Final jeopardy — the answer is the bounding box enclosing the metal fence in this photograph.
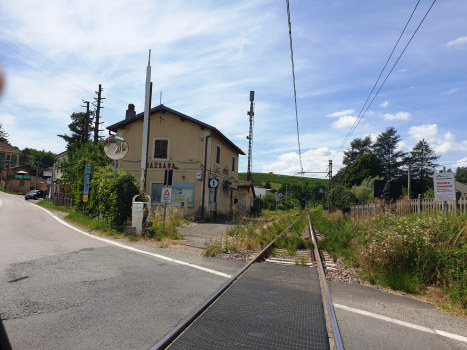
[46,195,74,207]
[351,194,467,219]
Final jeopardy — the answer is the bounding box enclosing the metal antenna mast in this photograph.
[246,91,255,182]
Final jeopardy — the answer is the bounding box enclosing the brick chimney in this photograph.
[126,104,136,120]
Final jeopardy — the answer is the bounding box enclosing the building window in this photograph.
[6,154,11,161]
[19,180,24,187]
[153,139,169,160]
[216,145,221,164]
[232,156,236,172]
[151,183,164,203]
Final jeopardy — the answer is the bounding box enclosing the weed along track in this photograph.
[151,212,344,350]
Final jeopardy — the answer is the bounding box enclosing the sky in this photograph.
[0,0,466,178]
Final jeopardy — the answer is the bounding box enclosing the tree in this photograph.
[20,148,56,167]
[456,167,467,184]
[342,152,382,187]
[58,111,95,150]
[264,181,272,189]
[58,141,111,209]
[350,175,384,204]
[329,186,358,213]
[373,127,407,180]
[343,135,372,166]
[0,123,9,144]
[332,167,346,187]
[409,139,439,194]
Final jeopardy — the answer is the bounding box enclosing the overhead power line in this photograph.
[0,33,125,110]
[330,0,437,161]
[286,0,303,175]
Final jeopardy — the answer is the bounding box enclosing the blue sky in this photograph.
[0,0,466,177]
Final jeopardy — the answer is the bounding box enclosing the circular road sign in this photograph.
[209,179,219,188]
[56,179,61,185]
[278,192,283,198]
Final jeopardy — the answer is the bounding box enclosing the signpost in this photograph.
[161,187,172,229]
[434,170,456,217]
[83,163,91,206]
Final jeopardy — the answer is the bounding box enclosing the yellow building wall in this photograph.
[116,111,241,218]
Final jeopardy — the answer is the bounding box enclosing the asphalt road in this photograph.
[0,192,244,350]
[329,280,467,349]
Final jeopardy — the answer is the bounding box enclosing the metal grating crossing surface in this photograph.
[167,263,330,350]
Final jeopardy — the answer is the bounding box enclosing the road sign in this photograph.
[83,195,89,202]
[434,172,456,201]
[56,179,61,185]
[84,173,91,185]
[278,192,283,198]
[161,187,172,204]
[275,195,279,202]
[42,186,47,191]
[85,162,92,174]
[208,179,219,188]
[83,184,89,196]
[47,178,52,184]
[70,183,74,190]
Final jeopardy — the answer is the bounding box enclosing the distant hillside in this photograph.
[238,172,328,190]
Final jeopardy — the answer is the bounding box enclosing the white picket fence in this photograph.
[351,195,467,219]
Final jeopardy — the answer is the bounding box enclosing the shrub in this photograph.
[329,186,358,213]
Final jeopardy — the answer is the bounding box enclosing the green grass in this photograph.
[64,212,122,237]
[238,172,328,189]
[36,200,72,213]
[0,188,20,195]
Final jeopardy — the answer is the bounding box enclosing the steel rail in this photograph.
[151,214,303,350]
[308,215,345,350]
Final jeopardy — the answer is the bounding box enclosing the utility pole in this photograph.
[408,164,411,198]
[246,91,255,182]
[82,100,90,143]
[93,84,105,145]
[328,160,332,212]
[285,184,288,211]
[35,161,40,190]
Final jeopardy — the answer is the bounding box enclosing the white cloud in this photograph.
[444,88,459,94]
[260,147,341,178]
[364,133,378,143]
[379,101,389,108]
[326,109,355,118]
[408,124,467,155]
[382,111,411,121]
[332,116,357,128]
[446,36,467,47]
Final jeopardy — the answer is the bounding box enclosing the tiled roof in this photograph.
[107,104,245,155]
[0,141,20,153]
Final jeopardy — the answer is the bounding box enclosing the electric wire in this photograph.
[0,41,124,112]
[286,0,303,175]
[0,30,127,106]
[330,0,436,161]
[330,0,421,161]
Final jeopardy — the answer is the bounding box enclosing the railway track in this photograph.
[151,212,344,350]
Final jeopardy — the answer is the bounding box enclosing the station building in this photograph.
[107,104,246,219]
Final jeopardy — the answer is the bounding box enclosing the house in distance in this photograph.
[107,104,245,220]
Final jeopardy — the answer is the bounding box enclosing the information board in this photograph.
[434,172,456,201]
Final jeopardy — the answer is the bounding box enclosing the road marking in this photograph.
[334,303,467,343]
[30,203,232,279]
